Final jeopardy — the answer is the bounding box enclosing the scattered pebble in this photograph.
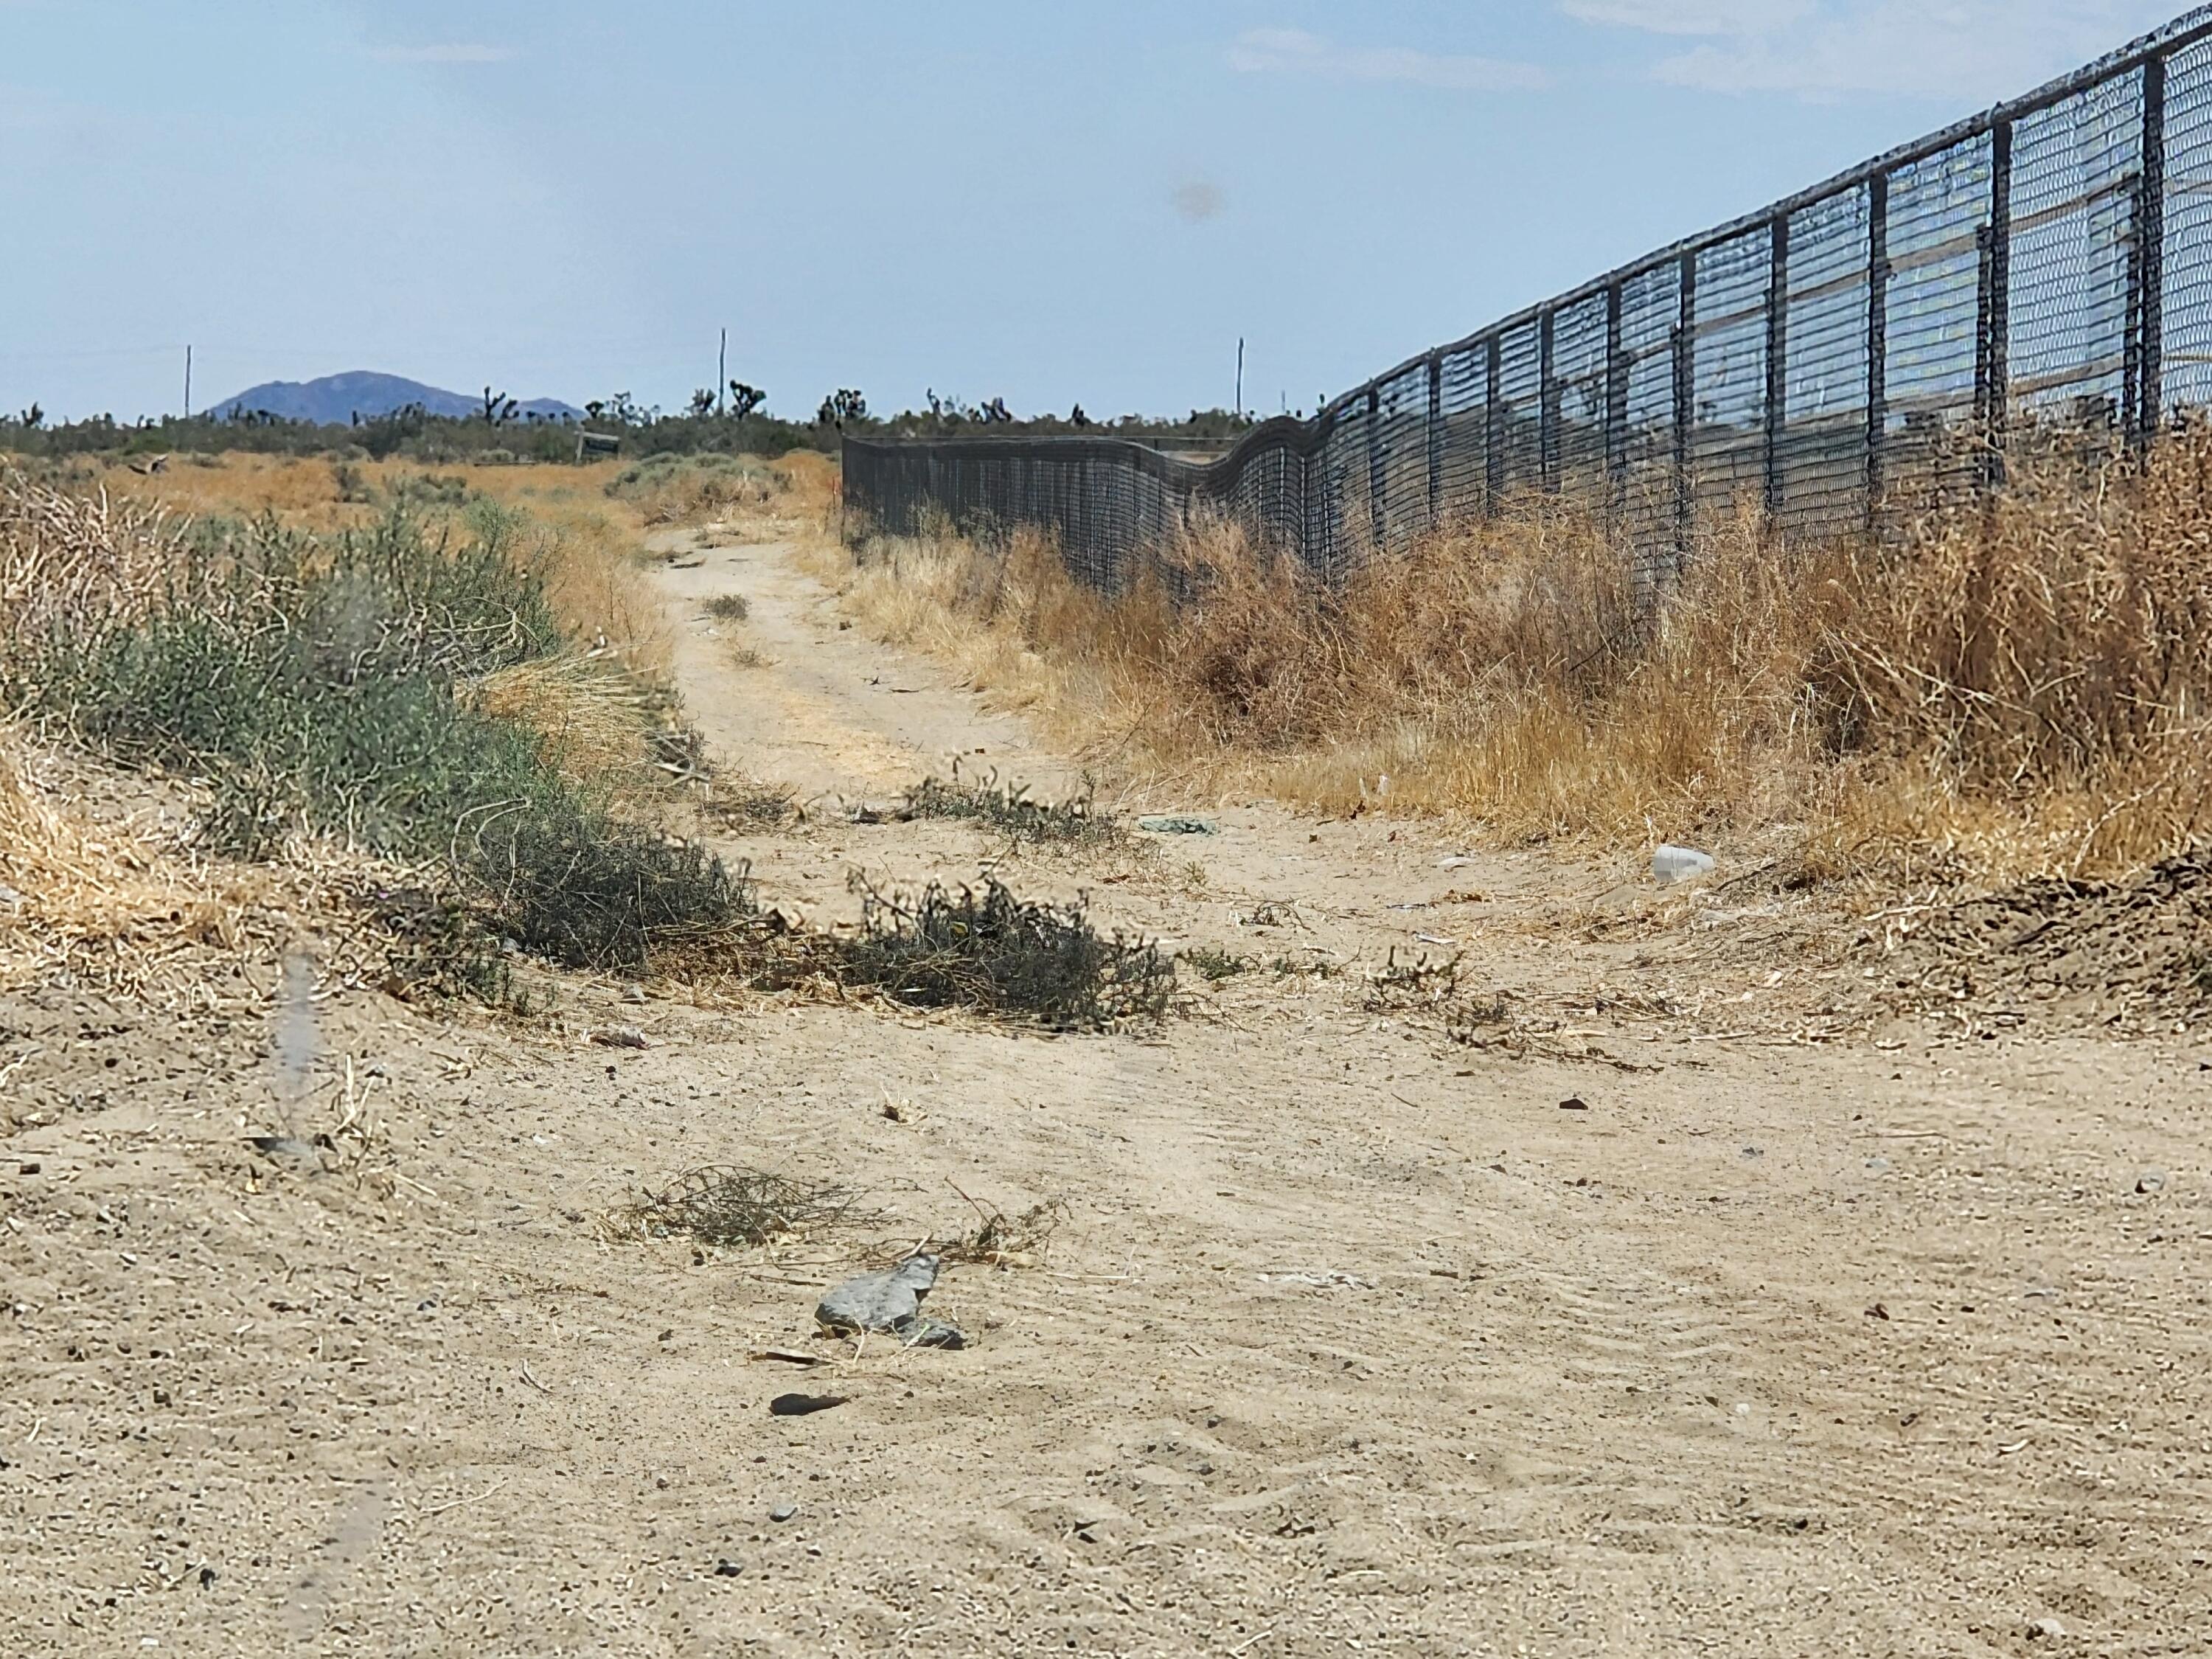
[770,1502,796,1523]
[1559,1097,1590,1112]
[2136,1169,2167,1194]
[712,1559,743,1578]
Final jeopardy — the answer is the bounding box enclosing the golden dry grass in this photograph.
[818,427,2212,888]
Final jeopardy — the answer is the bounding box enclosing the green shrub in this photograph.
[4,502,748,986]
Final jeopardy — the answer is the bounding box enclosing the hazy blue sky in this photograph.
[1,1,2194,422]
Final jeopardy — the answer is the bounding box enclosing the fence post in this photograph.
[2130,54,2168,443]
[1866,170,1889,529]
[1977,118,2014,488]
[1604,280,1627,512]
[1485,335,1504,514]
[1366,386,1386,551]
[1426,354,1444,526]
[1674,251,1696,563]
[1764,213,1788,521]
[1539,308,1559,493]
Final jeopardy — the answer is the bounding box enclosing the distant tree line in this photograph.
[0,383,1261,465]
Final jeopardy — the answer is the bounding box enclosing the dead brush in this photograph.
[0,468,182,642]
[742,872,1175,1029]
[900,762,1121,846]
[928,1185,1067,1270]
[605,1165,866,1248]
[706,776,801,828]
[1364,948,1462,1013]
[704,592,751,622]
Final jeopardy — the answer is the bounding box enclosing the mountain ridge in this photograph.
[215,371,580,425]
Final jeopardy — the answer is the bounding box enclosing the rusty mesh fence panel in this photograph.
[843,10,2212,590]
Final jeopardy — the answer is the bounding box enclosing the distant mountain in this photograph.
[214,371,580,425]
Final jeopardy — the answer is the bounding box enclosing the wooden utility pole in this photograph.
[1235,337,1244,417]
[183,344,192,419]
[717,328,727,414]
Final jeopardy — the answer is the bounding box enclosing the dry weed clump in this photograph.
[605,1165,865,1248]
[0,471,182,642]
[0,723,226,993]
[829,424,2212,886]
[900,764,1121,847]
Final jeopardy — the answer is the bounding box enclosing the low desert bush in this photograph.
[0,472,747,979]
[737,873,1174,1029]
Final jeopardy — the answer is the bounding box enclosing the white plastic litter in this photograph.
[1652,844,1717,885]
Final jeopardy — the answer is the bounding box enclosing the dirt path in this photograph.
[4,537,2210,1656]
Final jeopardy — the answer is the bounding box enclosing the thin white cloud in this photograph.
[1228,27,1550,93]
[1560,0,1810,33]
[369,43,518,65]
[1562,1,2183,101]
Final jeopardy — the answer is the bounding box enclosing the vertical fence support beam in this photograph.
[1539,309,1559,493]
[1366,386,1386,551]
[1426,354,1444,526]
[1866,171,1889,530]
[1484,336,1504,515]
[1764,215,1788,522]
[2132,54,2168,444]
[1674,251,1696,565]
[1978,118,2013,490]
[1604,280,1627,514]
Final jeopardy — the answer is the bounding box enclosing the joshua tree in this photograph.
[727,381,767,420]
[481,386,518,425]
[816,389,868,427]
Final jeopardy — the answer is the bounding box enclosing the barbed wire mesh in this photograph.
[845,10,2212,589]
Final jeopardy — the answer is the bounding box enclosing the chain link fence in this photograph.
[846,9,2212,591]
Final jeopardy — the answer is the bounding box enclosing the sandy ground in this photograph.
[3,534,2209,1657]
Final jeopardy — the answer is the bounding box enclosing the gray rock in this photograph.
[1138,815,1217,836]
[818,1256,940,1334]
[2027,1615,2065,1641]
[2136,1169,2168,1195]
[769,1502,796,1523]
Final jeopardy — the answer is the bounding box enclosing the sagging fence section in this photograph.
[845,8,2212,590]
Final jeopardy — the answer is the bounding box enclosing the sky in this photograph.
[1,0,2199,423]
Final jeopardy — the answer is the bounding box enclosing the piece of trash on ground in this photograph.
[1651,844,1717,886]
[1138,815,1217,836]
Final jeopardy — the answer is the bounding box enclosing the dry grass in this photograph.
[0,476,180,641]
[0,724,224,992]
[83,454,670,676]
[821,425,2212,888]
[460,654,665,787]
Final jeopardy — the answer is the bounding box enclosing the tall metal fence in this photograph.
[844,9,2212,591]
